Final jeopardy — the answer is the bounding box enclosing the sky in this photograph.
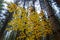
[4,0,14,3]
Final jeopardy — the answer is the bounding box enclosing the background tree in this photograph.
[39,0,60,40]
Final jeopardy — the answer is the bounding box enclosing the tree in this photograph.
[0,2,14,40]
[42,0,60,40]
[4,3,52,40]
[0,0,4,28]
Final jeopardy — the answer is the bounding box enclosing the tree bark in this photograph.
[39,0,60,40]
[44,0,60,40]
[0,12,13,40]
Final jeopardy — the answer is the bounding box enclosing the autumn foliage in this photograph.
[6,3,52,40]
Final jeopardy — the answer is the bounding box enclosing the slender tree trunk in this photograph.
[0,11,13,40]
[44,0,60,40]
[44,0,60,31]
[39,0,60,40]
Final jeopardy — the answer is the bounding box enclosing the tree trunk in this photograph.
[44,0,60,40]
[39,0,60,40]
[0,12,13,40]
